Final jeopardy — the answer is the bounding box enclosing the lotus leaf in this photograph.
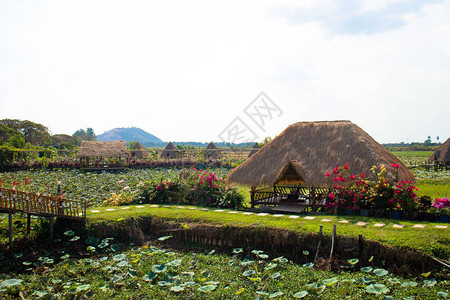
[293,291,309,298]
[373,268,389,276]
[437,291,448,297]
[158,281,172,286]
[401,281,418,287]
[423,278,437,287]
[347,258,359,265]
[152,263,168,273]
[243,269,256,276]
[170,285,185,292]
[233,248,243,254]
[365,283,389,294]
[197,284,217,293]
[302,262,314,268]
[143,272,157,282]
[323,277,338,286]
[158,235,172,241]
[361,266,373,272]
[388,278,401,284]
[270,272,281,279]
[0,279,23,288]
[64,230,75,236]
[168,259,182,267]
[113,254,127,261]
[269,291,284,298]
[75,284,91,292]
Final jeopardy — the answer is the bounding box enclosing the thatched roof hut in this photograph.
[129,141,149,159]
[77,141,129,168]
[248,143,261,158]
[205,142,222,159]
[227,121,415,187]
[77,141,129,159]
[160,142,180,159]
[428,138,450,162]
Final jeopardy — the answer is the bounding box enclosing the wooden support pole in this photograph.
[27,214,31,235]
[49,216,54,244]
[314,225,323,261]
[329,224,336,259]
[8,210,13,251]
[358,233,364,258]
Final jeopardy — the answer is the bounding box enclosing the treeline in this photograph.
[0,119,97,169]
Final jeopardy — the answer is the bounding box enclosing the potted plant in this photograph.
[431,197,450,223]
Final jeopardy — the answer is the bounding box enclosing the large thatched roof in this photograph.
[429,138,450,162]
[77,141,129,158]
[205,142,222,159]
[227,121,415,187]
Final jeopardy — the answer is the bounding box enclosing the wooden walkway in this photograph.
[250,186,336,212]
[0,188,86,249]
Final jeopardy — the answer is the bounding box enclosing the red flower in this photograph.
[392,163,400,169]
[325,172,331,177]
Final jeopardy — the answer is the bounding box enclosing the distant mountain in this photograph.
[97,127,163,146]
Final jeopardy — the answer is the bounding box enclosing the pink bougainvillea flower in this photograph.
[325,172,331,177]
[391,163,400,169]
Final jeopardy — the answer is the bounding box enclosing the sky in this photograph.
[1,0,449,144]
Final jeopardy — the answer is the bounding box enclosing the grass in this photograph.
[416,178,450,199]
[0,237,448,299]
[86,205,450,259]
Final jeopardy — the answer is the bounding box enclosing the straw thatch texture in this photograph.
[129,142,149,159]
[227,121,415,187]
[205,142,222,159]
[248,143,261,158]
[77,141,129,158]
[428,138,450,162]
[160,142,181,159]
[274,160,306,185]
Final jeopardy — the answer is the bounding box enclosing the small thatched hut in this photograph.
[129,141,148,159]
[248,143,261,158]
[227,121,415,187]
[77,141,129,168]
[205,142,222,159]
[160,142,180,159]
[429,138,450,163]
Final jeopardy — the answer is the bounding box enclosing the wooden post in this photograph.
[250,186,256,208]
[49,216,54,244]
[26,214,31,235]
[8,210,13,251]
[358,233,364,258]
[314,225,323,261]
[329,224,336,259]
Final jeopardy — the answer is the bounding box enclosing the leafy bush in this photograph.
[137,168,244,209]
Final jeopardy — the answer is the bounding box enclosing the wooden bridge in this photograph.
[0,188,86,249]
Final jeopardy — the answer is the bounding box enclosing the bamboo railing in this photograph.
[0,188,86,219]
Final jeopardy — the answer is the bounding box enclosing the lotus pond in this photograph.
[0,232,448,299]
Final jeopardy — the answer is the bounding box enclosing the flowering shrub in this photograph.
[102,193,133,206]
[325,163,369,212]
[137,168,244,209]
[431,197,450,216]
[326,163,419,213]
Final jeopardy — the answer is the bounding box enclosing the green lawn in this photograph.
[86,204,450,260]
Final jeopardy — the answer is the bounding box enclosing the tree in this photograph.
[424,135,432,145]
[0,124,20,144]
[0,119,51,145]
[73,128,97,145]
[9,135,26,148]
